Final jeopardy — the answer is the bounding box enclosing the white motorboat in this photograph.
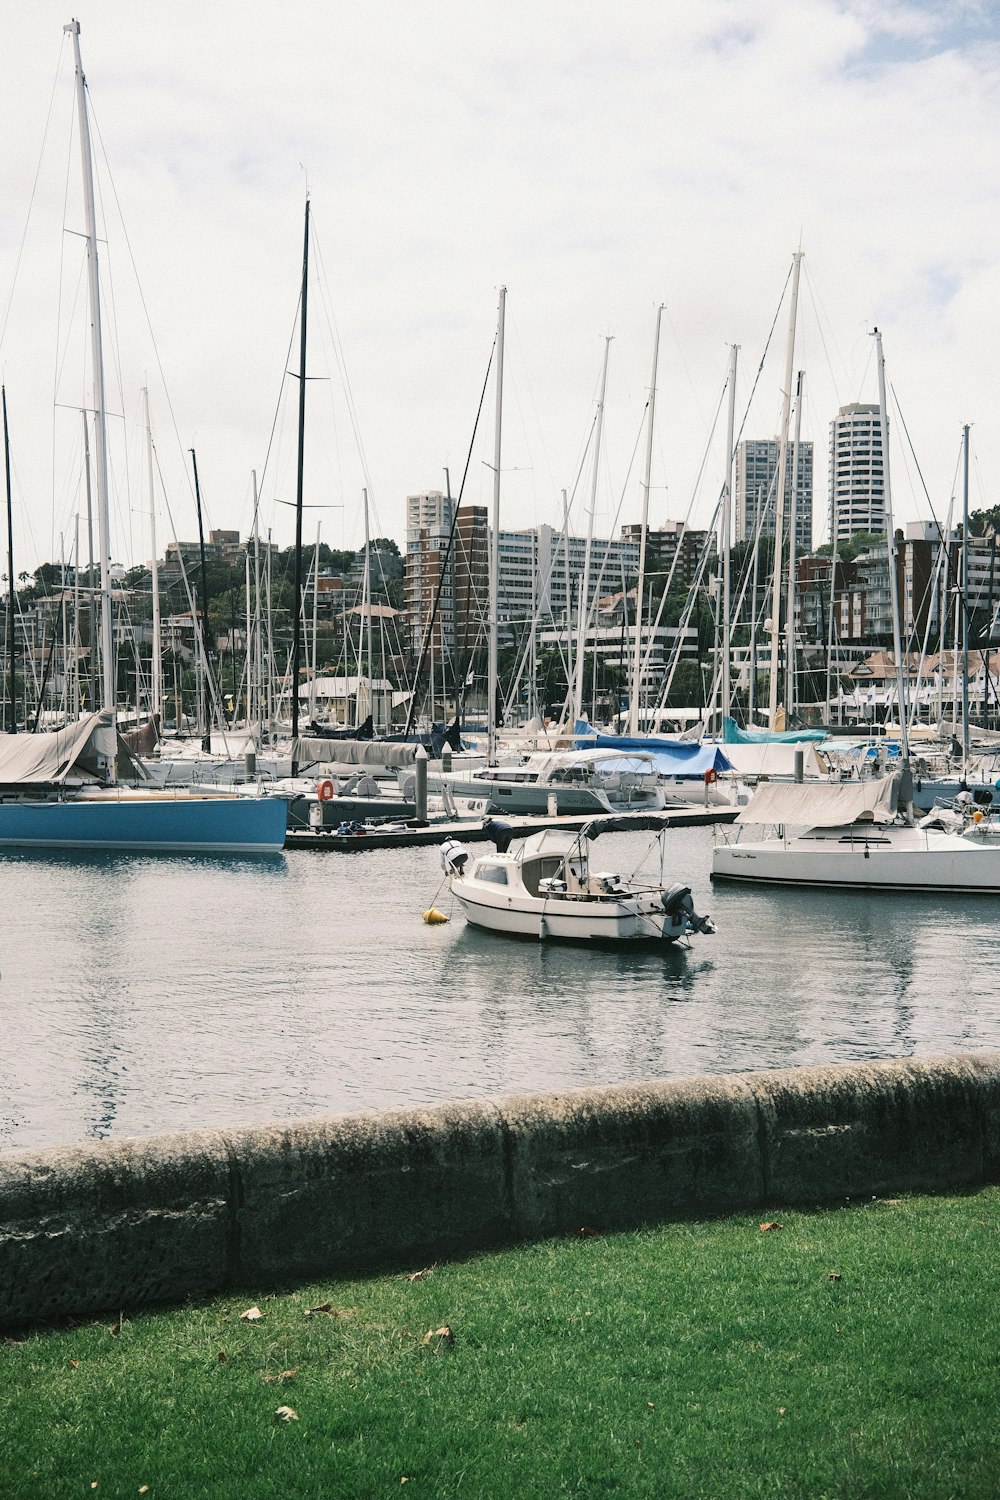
[440,816,715,944]
[427,747,669,816]
[711,775,1000,891]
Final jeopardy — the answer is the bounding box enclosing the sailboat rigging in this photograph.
[0,20,288,852]
[3,387,15,733]
[67,18,115,726]
[290,197,310,777]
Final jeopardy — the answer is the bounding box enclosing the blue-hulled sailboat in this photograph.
[0,23,288,855]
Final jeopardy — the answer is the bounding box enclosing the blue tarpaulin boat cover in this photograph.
[573,724,733,777]
[721,715,827,745]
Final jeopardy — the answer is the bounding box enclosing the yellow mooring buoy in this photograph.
[423,908,450,925]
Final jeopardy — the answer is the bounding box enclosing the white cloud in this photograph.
[0,0,997,572]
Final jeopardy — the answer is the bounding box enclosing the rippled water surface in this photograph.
[4,824,999,1150]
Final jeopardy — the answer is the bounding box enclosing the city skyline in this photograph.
[0,2,997,579]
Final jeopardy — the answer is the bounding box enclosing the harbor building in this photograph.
[829,404,885,542]
[734,438,814,554]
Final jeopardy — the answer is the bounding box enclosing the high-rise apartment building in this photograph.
[829,404,885,542]
[497,525,640,624]
[404,491,488,663]
[734,438,813,554]
[619,520,715,591]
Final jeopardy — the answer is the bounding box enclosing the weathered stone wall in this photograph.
[3,1052,999,1329]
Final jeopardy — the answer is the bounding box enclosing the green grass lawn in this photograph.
[2,1189,999,1498]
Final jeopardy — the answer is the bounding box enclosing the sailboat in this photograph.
[711,772,1000,892]
[0,21,288,854]
[710,335,1000,892]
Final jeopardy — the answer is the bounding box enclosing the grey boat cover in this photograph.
[293,736,417,768]
[0,712,151,786]
[736,775,898,828]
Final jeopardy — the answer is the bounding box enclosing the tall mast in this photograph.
[3,388,16,732]
[961,422,971,774]
[573,334,611,725]
[309,522,320,726]
[766,249,803,729]
[252,473,263,741]
[81,411,97,703]
[561,488,572,709]
[71,517,80,718]
[143,388,162,722]
[290,197,310,776]
[65,20,114,718]
[189,448,213,751]
[784,370,805,720]
[721,345,738,726]
[363,489,374,729]
[244,547,252,730]
[874,327,910,765]
[487,286,505,765]
[628,307,664,734]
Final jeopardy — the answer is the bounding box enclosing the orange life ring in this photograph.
[704,768,718,785]
[317,778,336,802]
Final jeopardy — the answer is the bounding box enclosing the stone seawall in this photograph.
[3,1052,1000,1329]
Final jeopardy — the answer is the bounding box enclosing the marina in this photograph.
[5,818,1000,1155]
[2,10,1000,1499]
[0,14,998,1191]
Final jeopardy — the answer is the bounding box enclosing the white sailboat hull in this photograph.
[712,825,1000,892]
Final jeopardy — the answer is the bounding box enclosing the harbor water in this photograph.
[4,822,1000,1152]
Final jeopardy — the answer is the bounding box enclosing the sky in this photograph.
[0,0,998,576]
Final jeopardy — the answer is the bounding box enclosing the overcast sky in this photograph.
[0,0,997,575]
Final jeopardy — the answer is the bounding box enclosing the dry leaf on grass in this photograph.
[828,1271,843,1281]
[217,1351,227,1363]
[422,1325,454,1349]
[262,1369,298,1384]
[407,1266,435,1282]
[240,1306,264,1322]
[139,1489,150,1495]
[68,1359,81,1369]
[304,1303,356,1318]
[759,1221,783,1232]
[275,1405,299,1422]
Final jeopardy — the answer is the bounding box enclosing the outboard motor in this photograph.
[440,838,470,876]
[661,883,715,936]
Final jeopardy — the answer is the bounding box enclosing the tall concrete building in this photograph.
[734,438,813,554]
[404,491,488,663]
[829,404,885,543]
[619,520,715,592]
[497,525,639,624]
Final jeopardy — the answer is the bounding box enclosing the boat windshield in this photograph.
[521,854,565,896]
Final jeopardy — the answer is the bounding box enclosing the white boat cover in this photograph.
[0,712,151,785]
[736,775,899,828]
[722,741,827,778]
[294,736,417,768]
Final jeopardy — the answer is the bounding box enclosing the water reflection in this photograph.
[4,825,1000,1151]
